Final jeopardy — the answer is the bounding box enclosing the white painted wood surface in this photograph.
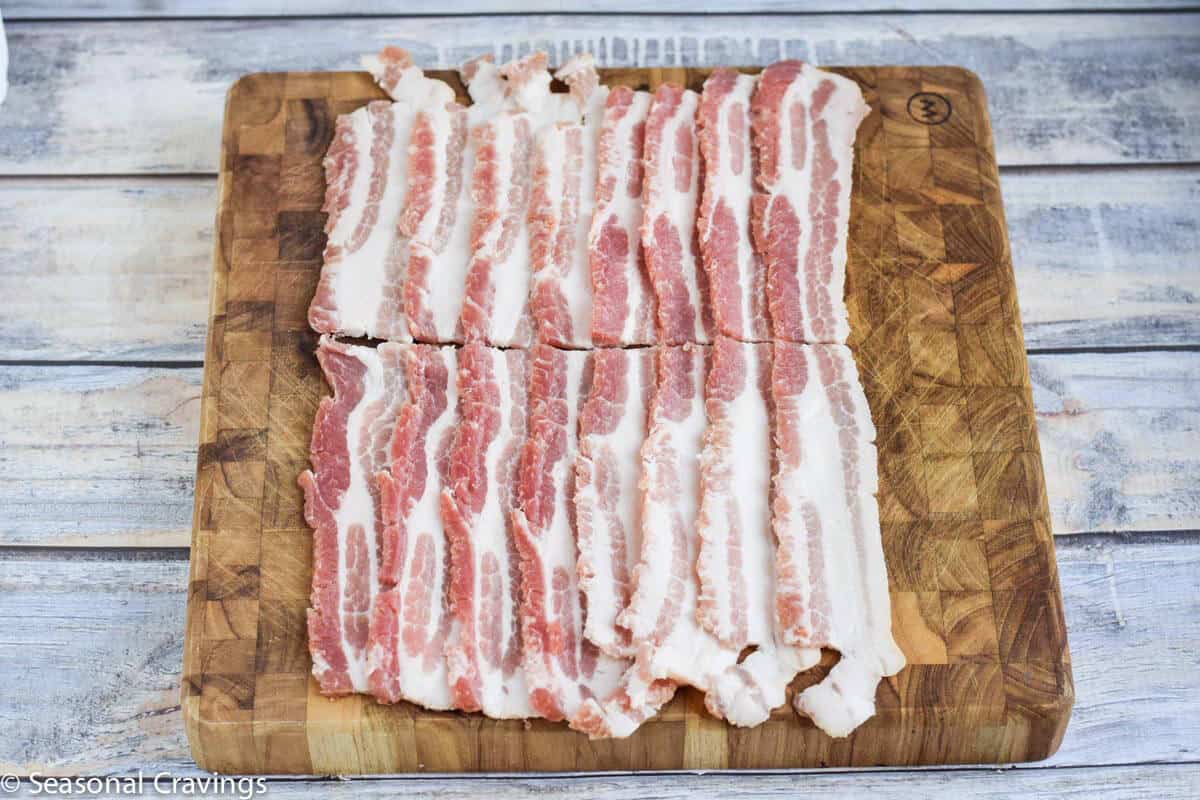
[2,14,1199,173]
[1032,353,1200,534]
[5,1,1197,17]
[2,168,1196,361]
[0,365,201,547]
[1,4,1196,796]
[1,539,1196,776]
[0,178,211,361]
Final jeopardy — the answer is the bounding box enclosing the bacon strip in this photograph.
[574,349,654,659]
[696,337,819,726]
[772,342,905,736]
[642,85,713,345]
[459,113,537,346]
[459,53,594,347]
[402,105,469,343]
[528,124,586,347]
[300,337,408,695]
[402,55,523,344]
[309,50,456,343]
[528,62,609,348]
[698,70,770,342]
[576,345,736,738]
[513,345,629,721]
[365,345,458,709]
[442,344,534,718]
[590,87,656,346]
[308,101,410,341]
[751,61,868,344]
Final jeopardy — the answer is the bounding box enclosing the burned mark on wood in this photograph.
[908,92,952,126]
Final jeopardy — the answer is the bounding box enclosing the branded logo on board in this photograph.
[906,92,952,125]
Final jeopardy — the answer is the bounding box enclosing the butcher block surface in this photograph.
[182,66,1072,774]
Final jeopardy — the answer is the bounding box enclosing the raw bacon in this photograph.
[300,54,907,740]
[364,46,458,109]
[575,344,731,738]
[400,105,469,342]
[528,61,609,348]
[308,101,412,342]
[528,122,585,346]
[696,337,819,726]
[771,342,905,736]
[309,50,455,342]
[574,349,654,658]
[459,53,593,347]
[442,344,534,718]
[403,55,519,344]
[513,345,629,721]
[751,61,868,344]
[459,113,537,346]
[300,337,408,695]
[589,87,656,346]
[642,85,712,345]
[697,70,770,342]
[366,344,458,709]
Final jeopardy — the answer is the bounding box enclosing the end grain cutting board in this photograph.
[182,66,1073,774]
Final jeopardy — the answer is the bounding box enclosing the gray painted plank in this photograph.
[1008,167,1200,350]
[2,14,1198,174]
[0,352,1195,547]
[0,365,202,548]
[2,168,1196,362]
[2,538,1197,774]
[5,1,1198,16]
[91,764,1200,799]
[1032,352,1200,533]
[0,178,212,362]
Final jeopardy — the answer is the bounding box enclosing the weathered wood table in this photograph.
[1,2,1197,797]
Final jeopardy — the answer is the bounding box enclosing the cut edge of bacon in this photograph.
[568,673,677,739]
[555,53,600,109]
[362,46,415,99]
[364,46,456,108]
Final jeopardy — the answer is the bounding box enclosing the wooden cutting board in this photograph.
[182,65,1073,774]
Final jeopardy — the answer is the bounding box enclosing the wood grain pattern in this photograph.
[180,66,1071,773]
[3,14,1199,174]
[4,538,1194,775]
